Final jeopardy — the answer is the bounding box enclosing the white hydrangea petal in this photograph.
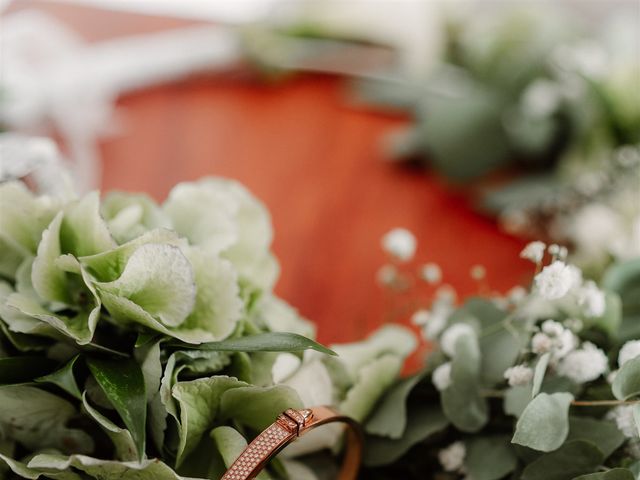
[97,244,196,328]
[31,212,69,304]
[60,192,116,257]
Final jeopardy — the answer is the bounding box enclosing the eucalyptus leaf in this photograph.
[87,358,147,461]
[531,353,550,398]
[466,435,518,480]
[566,416,625,459]
[512,392,573,452]
[441,330,489,432]
[521,441,604,480]
[574,469,635,480]
[365,372,425,439]
[363,405,449,467]
[612,356,640,400]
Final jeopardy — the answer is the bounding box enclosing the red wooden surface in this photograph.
[6,1,534,348]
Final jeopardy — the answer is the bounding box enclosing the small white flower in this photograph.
[618,340,640,368]
[376,264,397,286]
[470,265,486,280]
[606,406,639,438]
[423,302,451,340]
[381,228,416,262]
[420,263,442,284]
[577,281,606,317]
[438,441,466,472]
[557,342,608,383]
[504,364,534,387]
[411,309,430,327]
[440,323,475,357]
[432,362,452,391]
[435,285,457,303]
[534,261,576,300]
[520,241,546,263]
[554,329,577,359]
[531,332,553,354]
[507,286,528,304]
[541,320,564,337]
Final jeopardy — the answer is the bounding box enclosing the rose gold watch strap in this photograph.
[221,406,363,480]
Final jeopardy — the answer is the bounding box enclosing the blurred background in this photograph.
[1,0,638,347]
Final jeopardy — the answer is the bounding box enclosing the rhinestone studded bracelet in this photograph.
[221,406,363,480]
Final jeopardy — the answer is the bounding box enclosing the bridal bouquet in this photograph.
[361,239,640,479]
[0,169,414,479]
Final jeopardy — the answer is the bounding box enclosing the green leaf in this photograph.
[521,441,605,480]
[181,332,336,356]
[220,384,303,431]
[0,385,93,454]
[0,356,53,384]
[82,392,138,461]
[365,372,425,439]
[35,355,82,399]
[612,355,640,400]
[27,453,183,479]
[512,392,573,452]
[330,325,416,377]
[87,358,147,461]
[591,292,622,339]
[171,375,246,466]
[441,330,489,432]
[566,416,625,459]
[340,354,403,423]
[0,453,83,480]
[363,405,448,467]
[532,353,550,398]
[466,435,518,480]
[504,385,532,417]
[574,469,635,480]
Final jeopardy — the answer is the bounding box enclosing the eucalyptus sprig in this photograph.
[362,238,640,480]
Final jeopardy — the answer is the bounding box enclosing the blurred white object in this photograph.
[0,9,241,192]
[0,133,76,198]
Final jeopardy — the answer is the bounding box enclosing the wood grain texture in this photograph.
[6,1,534,350]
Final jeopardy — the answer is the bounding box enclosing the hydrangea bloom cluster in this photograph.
[0,177,416,480]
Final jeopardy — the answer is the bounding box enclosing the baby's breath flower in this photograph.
[618,340,640,368]
[421,300,452,340]
[410,309,430,327]
[507,286,528,304]
[435,284,457,303]
[438,441,466,472]
[542,319,564,337]
[520,241,546,263]
[534,261,576,300]
[420,263,442,284]
[606,406,639,438]
[432,362,452,391]
[504,364,534,386]
[441,323,475,357]
[577,281,606,317]
[531,332,553,354]
[557,342,608,383]
[376,264,398,287]
[470,265,486,280]
[381,228,416,262]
